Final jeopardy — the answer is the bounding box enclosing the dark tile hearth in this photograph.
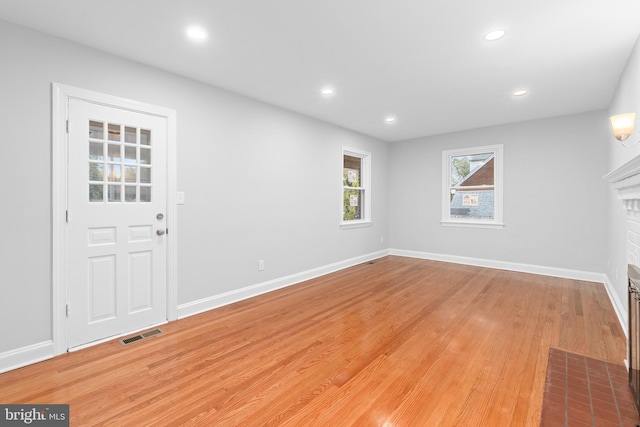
[540,347,639,427]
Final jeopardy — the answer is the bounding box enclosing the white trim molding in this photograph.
[390,248,606,283]
[603,275,628,338]
[0,341,54,375]
[52,83,178,355]
[605,155,640,216]
[341,146,372,228]
[441,144,504,228]
[179,250,390,319]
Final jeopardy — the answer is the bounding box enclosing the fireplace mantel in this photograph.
[605,155,640,215]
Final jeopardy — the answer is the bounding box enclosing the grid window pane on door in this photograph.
[343,155,363,221]
[88,120,152,203]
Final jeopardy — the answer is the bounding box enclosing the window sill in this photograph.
[440,220,505,229]
[340,220,372,230]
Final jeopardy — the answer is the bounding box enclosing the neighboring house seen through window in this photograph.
[342,147,371,228]
[442,144,503,228]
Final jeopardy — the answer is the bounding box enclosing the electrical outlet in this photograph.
[258,260,264,271]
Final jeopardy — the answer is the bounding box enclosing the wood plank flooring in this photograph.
[0,256,627,426]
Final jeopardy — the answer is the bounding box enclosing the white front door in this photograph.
[66,99,168,349]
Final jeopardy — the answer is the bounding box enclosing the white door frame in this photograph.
[52,83,178,355]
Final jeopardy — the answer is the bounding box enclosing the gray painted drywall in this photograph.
[0,15,632,362]
[0,20,389,354]
[388,111,610,273]
[606,35,640,319]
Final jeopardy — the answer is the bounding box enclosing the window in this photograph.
[442,144,503,228]
[341,147,371,228]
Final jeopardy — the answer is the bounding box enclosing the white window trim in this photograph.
[340,147,372,229]
[441,144,504,229]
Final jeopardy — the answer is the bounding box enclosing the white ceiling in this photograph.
[1,0,639,142]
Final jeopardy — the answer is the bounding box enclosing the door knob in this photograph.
[156,229,166,236]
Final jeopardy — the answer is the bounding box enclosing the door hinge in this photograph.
[65,210,69,223]
[66,304,70,318]
[66,120,69,133]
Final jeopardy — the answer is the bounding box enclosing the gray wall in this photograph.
[0,20,389,354]
[388,111,610,273]
[606,36,640,318]
[1,15,632,366]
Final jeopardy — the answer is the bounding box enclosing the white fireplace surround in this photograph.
[607,156,640,217]
[602,155,640,342]
[606,156,640,270]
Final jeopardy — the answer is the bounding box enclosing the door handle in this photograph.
[156,229,166,236]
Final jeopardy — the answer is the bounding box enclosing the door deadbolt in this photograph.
[156,229,166,236]
[156,213,164,220]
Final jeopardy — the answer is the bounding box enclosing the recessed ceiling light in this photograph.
[484,29,506,41]
[384,116,397,125]
[512,89,528,97]
[321,88,335,96]
[186,26,208,41]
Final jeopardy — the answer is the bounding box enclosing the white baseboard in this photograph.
[390,249,606,282]
[0,341,54,374]
[178,250,390,319]
[602,275,628,339]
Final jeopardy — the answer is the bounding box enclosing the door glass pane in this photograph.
[124,166,137,183]
[125,126,137,144]
[86,120,154,204]
[124,146,137,164]
[89,142,104,160]
[89,163,104,181]
[108,123,121,141]
[124,186,137,202]
[140,186,151,202]
[107,144,121,162]
[140,148,151,165]
[108,185,121,202]
[89,185,103,202]
[140,129,151,146]
[107,164,121,182]
[89,121,103,139]
[140,167,151,184]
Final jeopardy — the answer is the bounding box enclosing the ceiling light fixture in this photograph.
[321,88,335,96]
[610,113,638,146]
[186,26,208,41]
[512,89,528,97]
[484,29,506,41]
[384,116,397,125]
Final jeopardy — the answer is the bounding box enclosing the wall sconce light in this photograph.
[610,113,637,146]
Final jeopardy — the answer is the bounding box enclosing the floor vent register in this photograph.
[120,328,163,346]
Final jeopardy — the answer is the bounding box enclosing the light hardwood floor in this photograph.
[0,256,626,426]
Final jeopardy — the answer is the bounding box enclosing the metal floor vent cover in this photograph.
[120,328,163,346]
